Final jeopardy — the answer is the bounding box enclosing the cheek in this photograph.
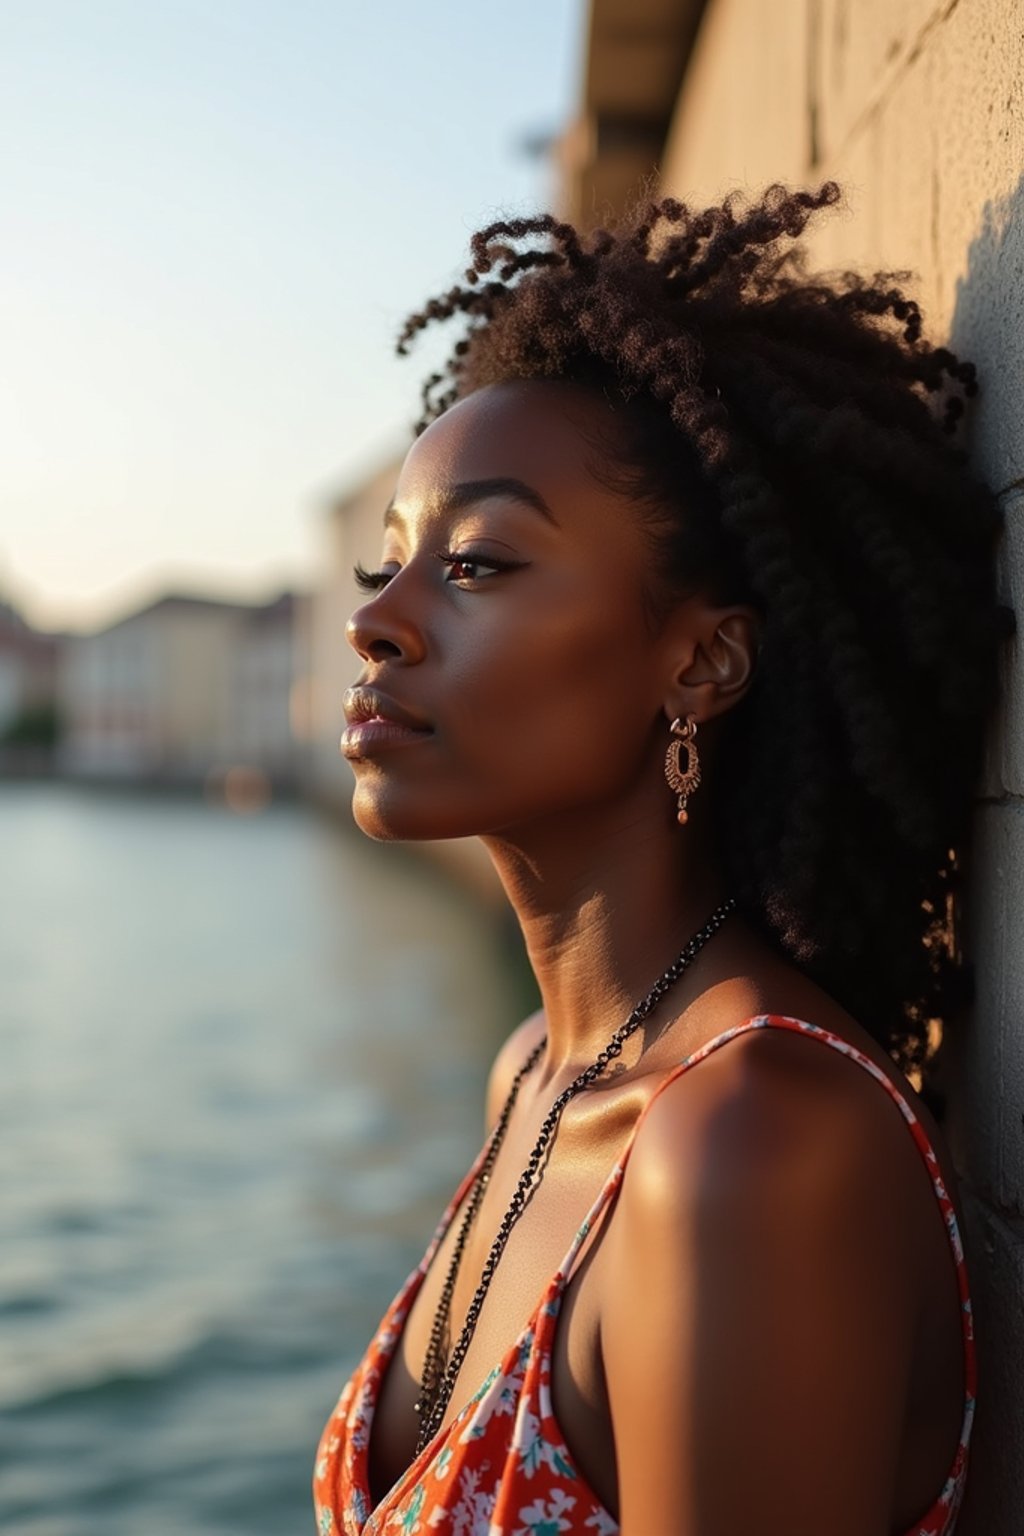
[441,592,656,793]
[349,580,663,842]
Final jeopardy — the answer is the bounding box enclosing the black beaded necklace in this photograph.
[414,894,737,1455]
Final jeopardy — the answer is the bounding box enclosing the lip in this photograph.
[343,685,431,731]
[340,685,433,760]
[340,719,434,759]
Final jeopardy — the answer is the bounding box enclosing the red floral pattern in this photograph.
[314,1015,977,1535]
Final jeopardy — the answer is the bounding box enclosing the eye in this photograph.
[353,561,397,593]
[353,551,525,592]
[434,550,524,584]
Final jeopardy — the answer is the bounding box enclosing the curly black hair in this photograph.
[396,180,1010,1116]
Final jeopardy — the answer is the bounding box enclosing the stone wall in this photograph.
[659,2,1023,1527]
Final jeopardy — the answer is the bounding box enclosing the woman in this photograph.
[314,182,1007,1535]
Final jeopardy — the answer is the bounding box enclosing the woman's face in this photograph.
[343,379,696,844]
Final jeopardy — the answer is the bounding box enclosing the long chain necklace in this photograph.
[414,894,737,1454]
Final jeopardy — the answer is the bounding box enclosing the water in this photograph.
[0,782,526,1536]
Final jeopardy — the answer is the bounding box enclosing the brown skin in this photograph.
[344,380,968,1536]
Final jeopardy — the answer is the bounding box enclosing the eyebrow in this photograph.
[383,477,557,529]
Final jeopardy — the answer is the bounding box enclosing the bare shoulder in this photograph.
[625,1017,919,1216]
[484,1008,546,1130]
[601,1020,920,1533]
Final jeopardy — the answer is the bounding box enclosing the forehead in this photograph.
[393,380,619,512]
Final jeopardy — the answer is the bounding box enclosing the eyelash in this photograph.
[352,551,523,592]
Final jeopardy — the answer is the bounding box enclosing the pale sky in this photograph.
[2,0,583,632]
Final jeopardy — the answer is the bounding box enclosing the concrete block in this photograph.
[846,54,943,316]
[930,0,1024,498]
[813,0,949,169]
[661,0,810,201]
[799,124,882,275]
[955,1192,1024,1536]
[798,0,1024,502]
[814,0,1024,494]
[946,801,1024,1213]
[807,0,1024,801]
[979,497,1024,801]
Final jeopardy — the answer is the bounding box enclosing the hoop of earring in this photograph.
[664,714,701,824]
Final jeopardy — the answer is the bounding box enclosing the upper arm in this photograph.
[602,1033,919,1536]
[484,1008,546,1131]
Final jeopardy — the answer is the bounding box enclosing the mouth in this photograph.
[340,685,434,759]
[342,685,432,731]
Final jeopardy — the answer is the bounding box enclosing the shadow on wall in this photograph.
[945,173,1024,1536]
[950,174,1024,503]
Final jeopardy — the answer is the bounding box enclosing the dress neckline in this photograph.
[356,1111,605,1514]
[349,1014,977,1534]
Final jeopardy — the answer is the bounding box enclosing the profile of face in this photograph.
[343,380,756,846]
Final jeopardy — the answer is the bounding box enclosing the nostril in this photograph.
[368,639,403,661]
[345,621,398,663]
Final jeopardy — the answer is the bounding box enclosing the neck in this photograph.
[481,790,731,1083]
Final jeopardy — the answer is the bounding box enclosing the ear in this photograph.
[662,604,761,725]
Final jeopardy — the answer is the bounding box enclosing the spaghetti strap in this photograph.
[553,1014,778,1283]
[559,1013,975,1327]
[317,1011,977,1536]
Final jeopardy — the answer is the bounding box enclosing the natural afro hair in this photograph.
[396,180,1010,1116]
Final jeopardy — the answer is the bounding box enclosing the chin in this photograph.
[350,788,411,842]
[350,779,475,843]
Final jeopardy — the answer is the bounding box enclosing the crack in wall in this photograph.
[822,0,965,169]
[806,0,822,170]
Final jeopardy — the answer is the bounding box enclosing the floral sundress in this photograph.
[314,1014,978,1535]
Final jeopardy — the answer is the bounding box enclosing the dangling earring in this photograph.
[664,714,701,824]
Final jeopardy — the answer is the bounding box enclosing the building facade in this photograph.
[59,591,308,794]
[0,597,60,755]
[0,595,60,740]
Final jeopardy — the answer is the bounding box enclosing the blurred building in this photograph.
[229,592,306,784]
[0,596,61,769]
[556,2,1024,1528]
[58,591,310,795]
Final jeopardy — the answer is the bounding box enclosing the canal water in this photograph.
[0,782,528,1536]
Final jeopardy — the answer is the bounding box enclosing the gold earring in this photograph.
[664,714,701,824]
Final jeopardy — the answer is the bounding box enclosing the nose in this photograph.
[345,589,426,665]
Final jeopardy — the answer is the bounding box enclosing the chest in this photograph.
[366,1098,630,1509]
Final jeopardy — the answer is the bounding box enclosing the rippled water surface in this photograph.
[0,783,523,1536]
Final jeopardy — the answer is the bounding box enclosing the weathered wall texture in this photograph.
[661,2,1023,1528]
